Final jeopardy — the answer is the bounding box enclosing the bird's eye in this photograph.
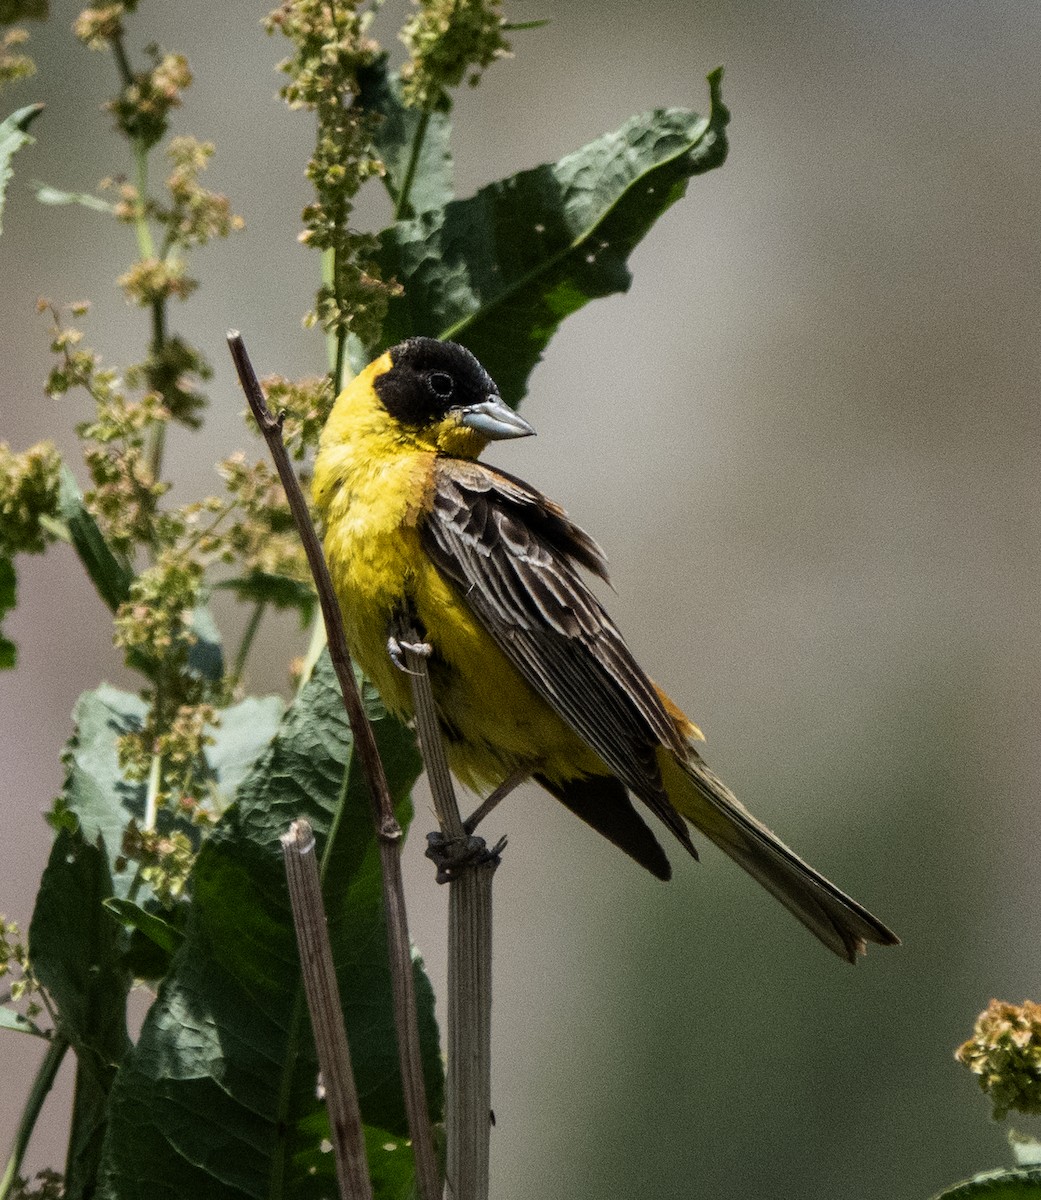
[428,371,454,398]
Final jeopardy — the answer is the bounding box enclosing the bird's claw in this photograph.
[387,635,432,674]
[425,830,506,884]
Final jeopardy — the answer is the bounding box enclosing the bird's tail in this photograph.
[659,745,899,963]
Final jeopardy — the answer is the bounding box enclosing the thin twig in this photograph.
[399,638,499,1200]
[227,332,441,1200]
[281,820,373,1200]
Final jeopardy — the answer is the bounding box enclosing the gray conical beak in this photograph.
[458,396,535,441]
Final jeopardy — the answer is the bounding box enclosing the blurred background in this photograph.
[3,1,1040,1197]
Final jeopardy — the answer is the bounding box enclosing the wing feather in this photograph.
[422,458,694,851]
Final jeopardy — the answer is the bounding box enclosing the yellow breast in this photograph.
[313,360,605,793]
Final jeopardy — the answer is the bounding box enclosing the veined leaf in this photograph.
[97,651,442,1200]
[376,68,728,405]
[0,103,43,237]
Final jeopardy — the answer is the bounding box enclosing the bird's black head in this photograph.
[375,338,498,426]
[373,338,534,446]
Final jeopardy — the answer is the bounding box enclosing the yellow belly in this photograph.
[318,443,603,794]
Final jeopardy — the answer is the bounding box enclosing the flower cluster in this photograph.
[956,999,1041,1119]
[0,915,42,1020]
[0,27,35,89]
[119,821,198,907]
[400,0,511,112]
[265,0,396,353]
[0,440,62,558]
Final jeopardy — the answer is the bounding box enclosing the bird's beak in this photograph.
[458,396,535,441]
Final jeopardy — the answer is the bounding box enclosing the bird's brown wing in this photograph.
[421,457,696,857]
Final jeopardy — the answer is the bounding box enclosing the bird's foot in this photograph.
[425,830,507,884]
[387,634,432,674]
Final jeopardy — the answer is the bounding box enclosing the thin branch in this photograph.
[226,332,440,1200]
[399,638,500,1200]
[230,598,267,688]
[0,1032,69,1200]
[281,820,372,1200]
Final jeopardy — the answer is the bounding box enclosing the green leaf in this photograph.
[359,55,454,217]
[104,897,184,956]
[214,571,317,627]
[57,466,134,614]
[187,602,224,681]
[58,685,148,895]
[97,651,443,1200]
[0,103,43,237]
[204,692,284,808]
[376,68,729,405]
[932,1168,1041,1198]
[0,1005,46,1037]
[29,828,131,1200]
[0,553,16,669]
[35,182,116,212]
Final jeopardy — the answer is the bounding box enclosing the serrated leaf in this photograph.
[97,650,443,1200]
[359,56,454,217]
[376,68,728,405]
[932,1168,1041,1198]
[57,466,134,614]
[35,182,115,212]
[0,553,16,669]
[0,103,43,237]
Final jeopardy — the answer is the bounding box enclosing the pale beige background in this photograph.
[2,2,1039,1197]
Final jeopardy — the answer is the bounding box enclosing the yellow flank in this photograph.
[312,353,607,794]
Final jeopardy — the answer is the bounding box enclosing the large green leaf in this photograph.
[932,1168,1041,1198]
[0,103,43,236]
[375,68,728,405]
[97,651,442,1200]
[29,829,131,1200]
[359,56,454,217]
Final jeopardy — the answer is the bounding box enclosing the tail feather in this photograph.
[661,750,899,964]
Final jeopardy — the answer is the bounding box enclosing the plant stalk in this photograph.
[394,109,431,222]
[401,639,497,1200]
[227,332,441,1200]
[281,820,373,1200]
[230,599,267,687]
[0,1032,70,1200]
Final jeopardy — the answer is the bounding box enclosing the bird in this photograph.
[312,337,899,963]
